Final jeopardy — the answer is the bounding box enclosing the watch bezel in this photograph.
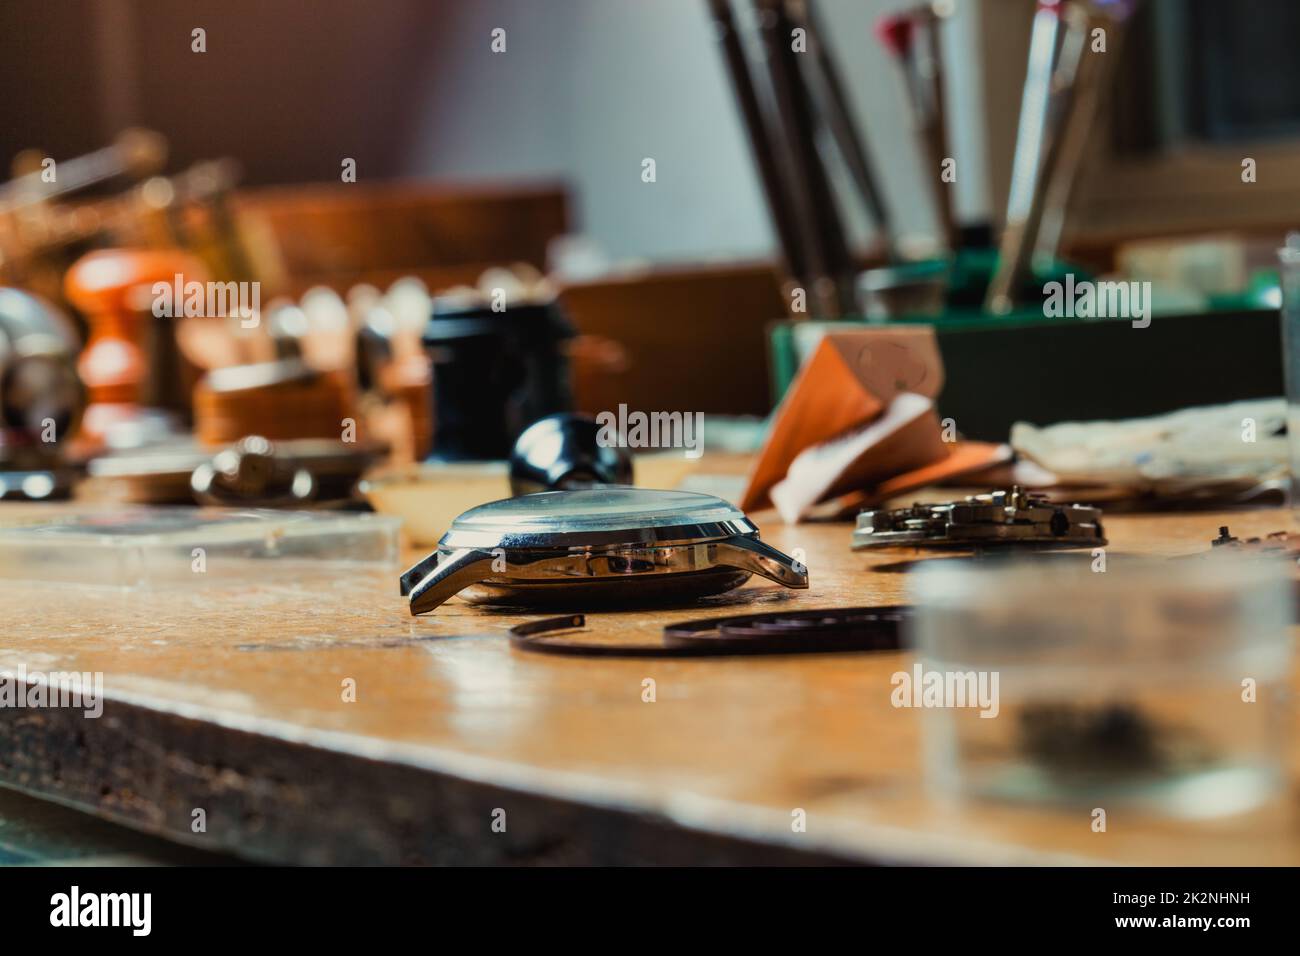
[438,517,760,551]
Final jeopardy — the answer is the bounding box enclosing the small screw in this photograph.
[1212,526,1238,548]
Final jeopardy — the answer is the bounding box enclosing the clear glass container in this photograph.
[908,555,1293,818]
[1280,233,1300,510]
[0,507,401,590]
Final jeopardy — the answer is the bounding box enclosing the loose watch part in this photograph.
[190,435,380,508]
[852,487,1106,551]
[1208,526,1293,554]
[401,487,808,615]
[507,605,908,657]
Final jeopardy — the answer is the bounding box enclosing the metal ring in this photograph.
[508,606,909,658]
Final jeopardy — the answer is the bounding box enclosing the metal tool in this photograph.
[2,128,165,208]
[793,0,897,254]
[401,487,808,615]
[875,2,958,254]
[509,605,907,657]
[918,1,957,252]
[2,133,252,308]
[1033,0,1142,265]
[708,0,901,313]
[753,0,853,315]
[853,487,1106,550]
[707,0,810,291]
[984,0,1083,314]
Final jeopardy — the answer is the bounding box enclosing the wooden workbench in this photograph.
[0,504,1296,865]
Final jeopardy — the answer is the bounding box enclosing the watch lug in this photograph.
[400,551,440,596]
[714,536,808,588]
[407,548,498,615]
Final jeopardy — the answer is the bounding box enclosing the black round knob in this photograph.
[509,413,632,496]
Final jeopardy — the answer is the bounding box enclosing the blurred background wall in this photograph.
[0,0,1001,263]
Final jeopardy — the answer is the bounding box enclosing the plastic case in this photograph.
[0,507,401,590]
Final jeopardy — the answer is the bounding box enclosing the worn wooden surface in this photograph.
[0,787,230,866]
[0,502,1296,865]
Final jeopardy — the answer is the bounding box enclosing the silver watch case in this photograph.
[400,488,808,615]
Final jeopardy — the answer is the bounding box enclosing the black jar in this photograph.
[421,298,574,460]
